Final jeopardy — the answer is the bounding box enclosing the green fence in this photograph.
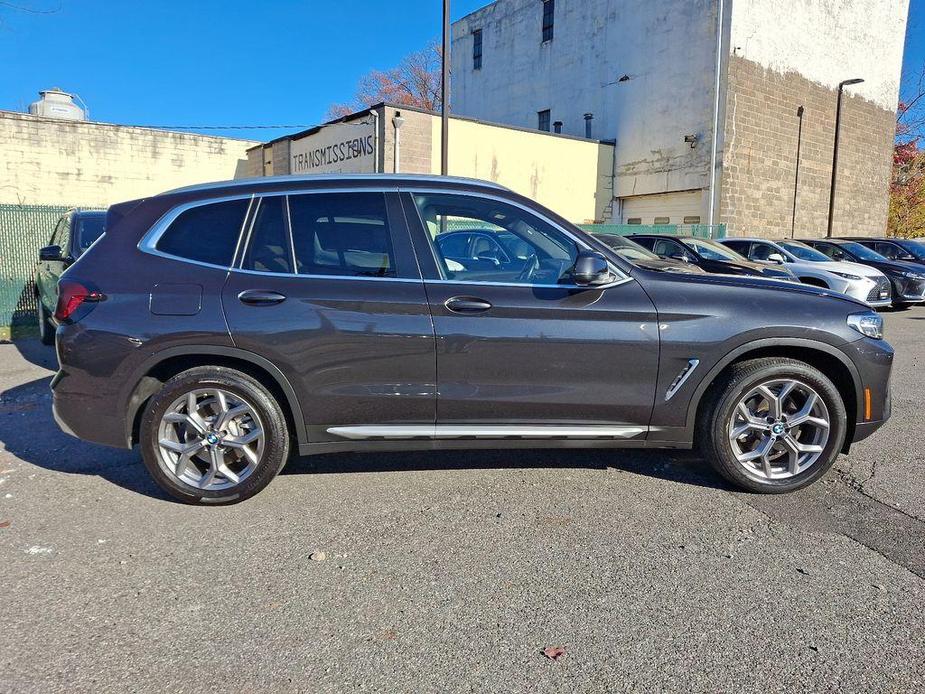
[579,223,726,239]
[0,204,70,334]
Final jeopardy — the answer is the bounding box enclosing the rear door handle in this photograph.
[238,289,286,306]
[445,296,492,314]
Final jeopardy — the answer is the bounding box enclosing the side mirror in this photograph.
[39,245,63,262]
[572,251,612,286]
[767,253,786,264]
[901,253,916,261]
[669,253,691,264]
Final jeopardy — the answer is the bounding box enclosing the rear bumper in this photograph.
[51,369,128,449]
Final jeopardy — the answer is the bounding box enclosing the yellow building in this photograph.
[244,103,615,225]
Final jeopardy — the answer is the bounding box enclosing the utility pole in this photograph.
[826,78,864,237]
[441,0,450,175]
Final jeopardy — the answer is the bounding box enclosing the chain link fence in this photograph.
[578,223,727,239]
[0,204,71,336]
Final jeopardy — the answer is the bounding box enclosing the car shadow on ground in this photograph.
[0,371,731,503]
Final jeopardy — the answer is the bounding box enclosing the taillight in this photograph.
[55,280,105,322]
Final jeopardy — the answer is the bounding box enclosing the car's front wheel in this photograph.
[140,366,290,504]
[698,358,847,493]
[37,302,55,345]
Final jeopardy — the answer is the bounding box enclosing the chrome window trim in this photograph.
[226,267,423,283]
[401,187,631,290]
[138,193,256,271]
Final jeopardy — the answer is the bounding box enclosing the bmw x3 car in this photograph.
[50,175,893,505]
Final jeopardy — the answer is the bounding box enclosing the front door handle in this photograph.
[445,296,492,314]
[238,289,286,306]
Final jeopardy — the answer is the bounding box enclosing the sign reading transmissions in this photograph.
[290,121,376,174]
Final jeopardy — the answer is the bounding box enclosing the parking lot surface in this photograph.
[1,312,924,693]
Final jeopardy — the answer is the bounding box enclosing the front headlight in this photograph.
[901,271,925,280]
[830,271,862,281]
[847,311,884,340]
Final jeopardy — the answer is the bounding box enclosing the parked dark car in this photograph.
[628,234,797,281]
[842,237,925,267]
[34,208,106,344]
[592,233,706,274]
[51,175,892,504]
[804,239,925,307]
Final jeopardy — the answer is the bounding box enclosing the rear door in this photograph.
[401,189,659,438]
[222,189,436,443]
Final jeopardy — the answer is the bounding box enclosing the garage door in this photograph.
[620,191,704,225]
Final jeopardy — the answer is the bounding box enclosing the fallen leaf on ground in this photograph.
[543,646,566,661]
[310,551,326,562]
[0,519,10,528]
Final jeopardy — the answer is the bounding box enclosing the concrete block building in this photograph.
[451,0,909,237]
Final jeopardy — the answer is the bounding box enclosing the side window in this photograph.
[814,243,842,261]
[412,193,579,285]
[723,240,750,255]
[243,196,291,274]
[653,239,685,258]
[157,199,249,267]
[437,233,471,259]
[289,192,395,277]
[54,215,72,253]
[750,243,777,261]
[631,236,655,250]
[874,242,898,259]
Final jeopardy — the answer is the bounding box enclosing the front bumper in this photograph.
[841,337,893,443]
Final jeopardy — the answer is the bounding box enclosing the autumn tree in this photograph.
[888,64,925,238]
[326,42,442,120]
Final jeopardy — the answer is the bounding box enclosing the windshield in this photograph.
[75,215,106,253]
[839,241,888,262]
[595,234,661,262]
[897,239,925,260]
[682,238,743,262]
[779,241,830,262]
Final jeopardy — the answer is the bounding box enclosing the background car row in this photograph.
[604,232,925,310]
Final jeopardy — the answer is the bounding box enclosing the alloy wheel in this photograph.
[727,378,830,481]
[156,388,265,491]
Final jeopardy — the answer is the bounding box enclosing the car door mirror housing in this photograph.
[572,251,612,286]
[39,245,63,262]
[669,253,691,263]
[767,253,786,264]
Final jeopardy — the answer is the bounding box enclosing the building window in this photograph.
[626,218,642,225]
[542,0,555,42]
[472,29,482,70]
[683,216,701,224]
[538,109,551,132]
[654,217,671,225]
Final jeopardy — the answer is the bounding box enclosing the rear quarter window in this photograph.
[156,198,249,267]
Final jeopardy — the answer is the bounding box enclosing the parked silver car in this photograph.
[719,238,892,308]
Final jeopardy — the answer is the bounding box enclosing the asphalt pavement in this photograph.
[1,311,923,693]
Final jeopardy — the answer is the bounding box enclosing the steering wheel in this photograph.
[515,253,540,282]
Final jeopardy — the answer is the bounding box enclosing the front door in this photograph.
[222,190,436,443]
[401,191,659,439]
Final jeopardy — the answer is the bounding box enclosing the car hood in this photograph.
[801,260,886,278]
[660,270,868,307]
[861,259,925,276]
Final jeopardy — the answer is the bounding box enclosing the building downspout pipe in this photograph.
[392,111,404,173]
[369,108,380,173]
[707,0,725,227]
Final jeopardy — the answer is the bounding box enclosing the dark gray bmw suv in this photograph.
[51,175,893,504]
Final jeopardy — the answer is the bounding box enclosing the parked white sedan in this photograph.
[719,238,892,308]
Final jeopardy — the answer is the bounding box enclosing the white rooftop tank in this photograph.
[28,88,86,121]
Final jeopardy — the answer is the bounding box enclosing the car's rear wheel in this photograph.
[37,302,55,345]
[698,358,847,493]
[140,366,290,505]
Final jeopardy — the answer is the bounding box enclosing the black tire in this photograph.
[697,358,847,493]
[37,302,55,345]
[140,366,290,505]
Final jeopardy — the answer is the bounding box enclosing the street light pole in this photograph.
[826,78,864,237]
[441,0,450,176]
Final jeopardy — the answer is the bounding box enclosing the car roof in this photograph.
[160,173,512,197]
[71,209,106,217]
[718,237,782,243]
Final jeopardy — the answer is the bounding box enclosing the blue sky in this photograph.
[0,0,922,142]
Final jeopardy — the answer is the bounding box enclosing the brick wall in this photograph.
[0,111,256,207]
[720,56,895,238]
[381,107,433,174]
